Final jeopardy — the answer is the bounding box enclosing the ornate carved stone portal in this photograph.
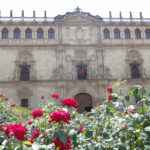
[125,50,147,79]
[14,50,36,81]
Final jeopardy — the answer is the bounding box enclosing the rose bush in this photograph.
[0,85,150,150]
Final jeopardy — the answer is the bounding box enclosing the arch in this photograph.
[1,28,9,39]
[124,28,131,39]
[103,28,110,39]
[114,28,121,39]
[135,28,141,39]
[145,29,150,39]
[75,93,92,113]
[14,28,21,39]
[25,28,32,39]
[48,28,55,39]
[37,28,44,39]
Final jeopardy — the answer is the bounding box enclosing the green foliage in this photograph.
[1,85,150,149]
[54,130,67,144]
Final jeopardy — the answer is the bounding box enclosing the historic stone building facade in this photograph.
[0,8,150,112]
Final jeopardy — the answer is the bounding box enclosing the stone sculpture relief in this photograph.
[51,64,73,80]
[97,64,112,79]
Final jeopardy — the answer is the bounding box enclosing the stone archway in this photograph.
[75,93,92,113]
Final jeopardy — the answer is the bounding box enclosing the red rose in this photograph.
[49,109,71,123]
[3,124,15,137]
[53,137,72,150]
[31,128,40,140]
[78,124,85,133]
[62,98,78,108]
[31,108,44,119]
[3,124,27,141]
[106,85,112,93]
[51,92,60,100]
[14,124,27,141]
[27,119,33,125]
[108,94,112,102]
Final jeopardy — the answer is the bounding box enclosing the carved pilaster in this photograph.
[52,48,73,80]
[57,23,63,43]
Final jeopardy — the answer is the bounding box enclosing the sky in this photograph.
[0,0,150,18]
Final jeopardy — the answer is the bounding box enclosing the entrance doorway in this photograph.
[75,93,92,113]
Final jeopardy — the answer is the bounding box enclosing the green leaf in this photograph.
[144,126,150,133]
[72,134,78,147]
[85,130,93,138]
[54,130,67,144]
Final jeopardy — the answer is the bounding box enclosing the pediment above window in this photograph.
[55,7,102,25]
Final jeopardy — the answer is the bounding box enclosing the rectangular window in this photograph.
[130,63,141,79]
[76,63,87,80]
[20,64,30,81]
[21,98,29,107]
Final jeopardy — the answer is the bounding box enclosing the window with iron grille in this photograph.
[114,28,121,39]
[145,29,150,39]
[103,28,110,39]
[25,28,32,39]
[21,98,29,107]
[37,28,44,39]
[130,63,141,79]
[48,28,55,39]
[124,29,131,39]
[76,63,87,80]
[2,28,9,39]
[20,64,30,81]
[14,28,21,39]
[135,29,141,39]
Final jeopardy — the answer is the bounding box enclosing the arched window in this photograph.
[25,28,32,39]
[145,29,150,39]
[114,28,121,39]
[48,28,55,39]
[14,28,21,39]
[76,63,87,80]
[19,64,30,81]
[135,28,141,39]
[37,28,44,39]
[130,63,141,79]
[124,28,131,39]
[1,28,9,39]
[103,28,110,39]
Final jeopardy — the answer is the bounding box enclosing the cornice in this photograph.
[0,42,150,49]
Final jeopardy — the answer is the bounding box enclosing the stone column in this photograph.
[57,23,63,43]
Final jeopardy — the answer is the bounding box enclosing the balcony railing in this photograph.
[0,16,54,22]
